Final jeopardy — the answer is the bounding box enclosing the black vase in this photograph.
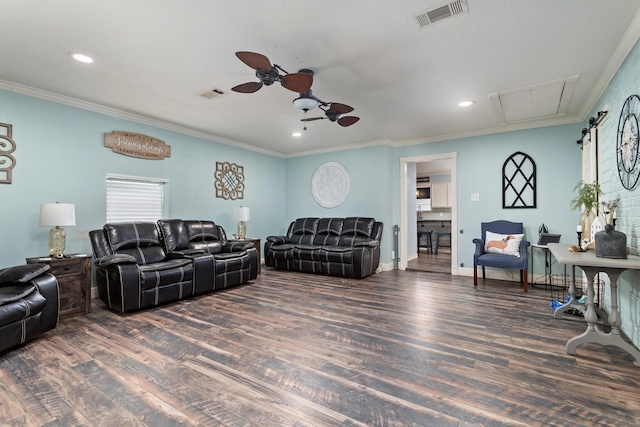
[595,224,627,259]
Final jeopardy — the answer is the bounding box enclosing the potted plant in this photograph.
[570,180,602,239]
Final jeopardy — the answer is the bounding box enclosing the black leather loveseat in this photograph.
[89,220,257,313]
[264,217,383,279]
[0,263,59,354]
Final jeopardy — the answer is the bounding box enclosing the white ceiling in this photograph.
[1,1,640,157]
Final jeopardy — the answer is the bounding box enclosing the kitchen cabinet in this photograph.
[431,182,451,208]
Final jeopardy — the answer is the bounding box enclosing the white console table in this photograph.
[547,243,640,367]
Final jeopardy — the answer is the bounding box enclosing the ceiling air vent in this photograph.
[413,0,468,29]
[199,88,226,99]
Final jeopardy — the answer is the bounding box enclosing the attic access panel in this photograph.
[503,151,536,209]
[489,76,579,125]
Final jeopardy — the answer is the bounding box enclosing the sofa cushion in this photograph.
[158,219,190,252]
[184,220,223,254]
[319,245,354,263]
[289,218,319,244]
[268,243,295,259]
[341,217,375,237]
[312,218,343,245]
[105,222,167,264]
[139,259,193,291]
[213,251,249,273]
[293,244,323,261]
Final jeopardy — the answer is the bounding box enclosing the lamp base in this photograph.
[49,226,66,258]
[237,221,246,240]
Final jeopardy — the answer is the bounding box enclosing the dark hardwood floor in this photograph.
[407,248,452,274]
[1,268,639,426]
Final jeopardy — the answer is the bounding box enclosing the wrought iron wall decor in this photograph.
[576,110,608,150]
[214,161,245,200]
[0,123,17,184]
[616,95,640,190]
[502,151,536,209]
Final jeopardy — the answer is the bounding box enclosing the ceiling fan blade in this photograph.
[338,116,360,127]
[328,103,354,115]
[235,51,272,70]
[281,73,313,93]
[231,82,263,93]
[301,117,325,122]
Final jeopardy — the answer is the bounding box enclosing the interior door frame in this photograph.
[400,153,458,273]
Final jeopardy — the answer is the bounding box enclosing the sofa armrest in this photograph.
[223,241,255,253]
[354,240,379,248]
[167,249,206,258]
[472,238,485,258]
[266,236,289,244]
[0,263,51,286]
[94,254,137,268]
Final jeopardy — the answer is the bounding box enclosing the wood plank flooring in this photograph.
[1,269,639,426]
[406,249,452,274]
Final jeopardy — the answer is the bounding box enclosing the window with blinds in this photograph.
[106,174,168,223]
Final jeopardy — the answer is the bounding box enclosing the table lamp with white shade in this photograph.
[233,206,250,240]
[39,202,76,258]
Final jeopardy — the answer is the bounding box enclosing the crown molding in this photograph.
[0,79,284,158]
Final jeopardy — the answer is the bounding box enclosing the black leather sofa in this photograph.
[89,220,257,313]
[0,263,59,354]
[264,217,383,279]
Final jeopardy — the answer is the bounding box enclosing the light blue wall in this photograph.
[0,89,285,266]
[588,38,640,347]
[284,144,395,258]
[393,125,583,268]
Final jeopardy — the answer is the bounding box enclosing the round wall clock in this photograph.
[311,162,350,208]
[617,94,640,190]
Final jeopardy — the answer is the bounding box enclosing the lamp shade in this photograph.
[233,206,250,222]
[40,203,76,227]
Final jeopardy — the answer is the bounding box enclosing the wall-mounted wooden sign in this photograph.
[104,131,171,160]
[0,123,17,184]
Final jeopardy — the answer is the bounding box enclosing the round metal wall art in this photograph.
[617,94,640,190]
[311,162,350,208]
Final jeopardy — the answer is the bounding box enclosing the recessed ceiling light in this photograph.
[71,53,94,64]
[292,132,302,137]
[458,100,475,107]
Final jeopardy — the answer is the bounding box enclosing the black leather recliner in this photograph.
[264,217,383,279]
[89,220,257,313]
[0,263,59,354]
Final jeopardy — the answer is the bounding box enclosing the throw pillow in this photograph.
[484,231,524,257]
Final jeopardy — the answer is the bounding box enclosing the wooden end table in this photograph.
[27,254,91,319]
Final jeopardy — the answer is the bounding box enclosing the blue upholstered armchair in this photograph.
[473,220,530,292]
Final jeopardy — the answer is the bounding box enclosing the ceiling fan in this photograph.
[295,90,360,127]
[231,51,313,94]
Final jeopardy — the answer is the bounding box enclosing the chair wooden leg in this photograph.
[482,266,485,279]
[474,265,478,286]
[523,269,528,292]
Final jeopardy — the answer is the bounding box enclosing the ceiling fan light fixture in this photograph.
[458,100,475,107]
[293,96,319,111]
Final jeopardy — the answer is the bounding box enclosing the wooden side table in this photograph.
[27,254,91,318]
[230,238,261,274]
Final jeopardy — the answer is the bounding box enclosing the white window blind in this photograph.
[106,174,168,223]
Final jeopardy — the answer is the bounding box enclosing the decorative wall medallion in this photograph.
[311,162,350,208]
[502,151,536,209]
[214,161,245,200]
[104,131,171,160]
[0,123,17,184]
[616,94,640,190]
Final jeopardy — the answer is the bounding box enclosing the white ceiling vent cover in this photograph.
[413,0,468,28]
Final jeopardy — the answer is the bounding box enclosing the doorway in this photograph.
[400,153,457,275]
